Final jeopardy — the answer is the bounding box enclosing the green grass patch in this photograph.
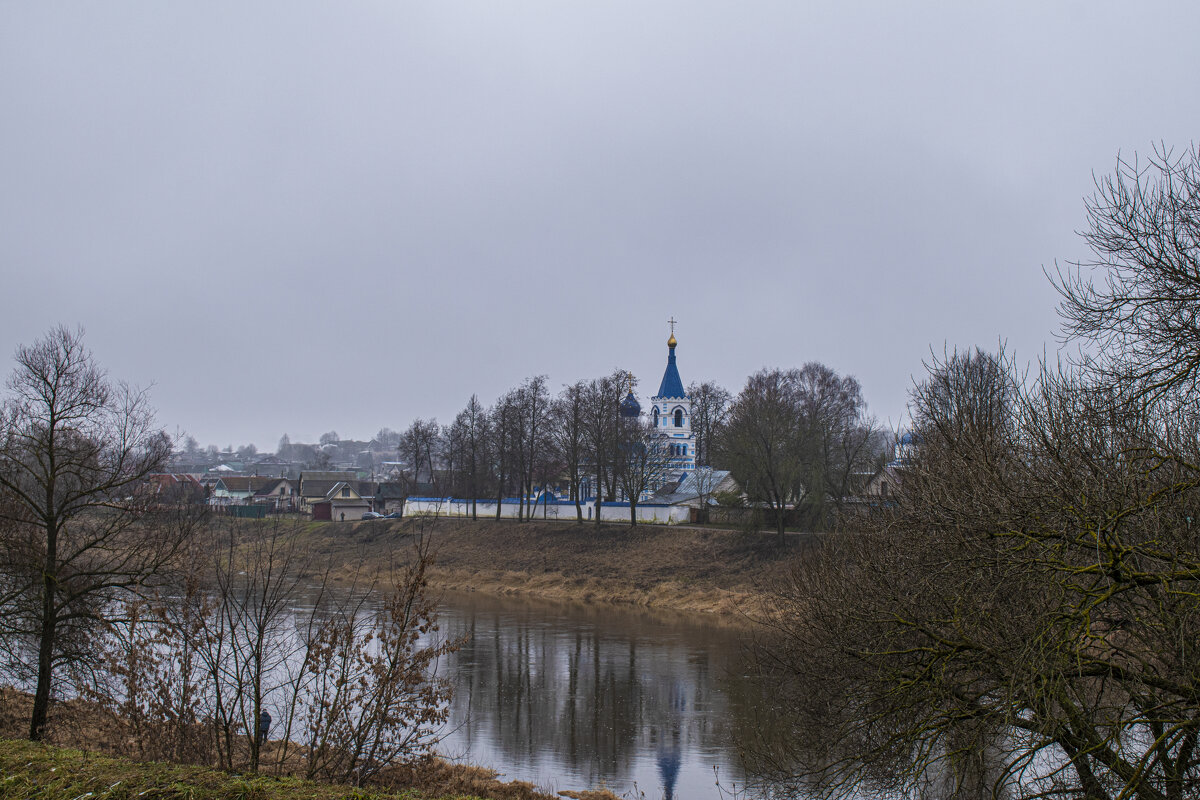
[0,739,483,800]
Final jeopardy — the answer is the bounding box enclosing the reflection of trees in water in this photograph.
[436,601,752,791]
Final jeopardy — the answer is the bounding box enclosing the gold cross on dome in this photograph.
[668,316,677,335]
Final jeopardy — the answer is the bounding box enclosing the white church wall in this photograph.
[401,497,691,524]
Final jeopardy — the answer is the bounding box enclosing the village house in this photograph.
[252,478,298,512]
[373,482,406,514]
[143,473,207,505]
[297,471,380,520]
[210,476,282,505]
[650,467,739,509]
[311,481,373,522]
[297,471,360,510]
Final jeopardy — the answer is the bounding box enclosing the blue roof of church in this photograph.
[620,391,642,417]
[656,345,687,399]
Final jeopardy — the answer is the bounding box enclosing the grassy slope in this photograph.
[295,517,818,615]
[0,738,463,800]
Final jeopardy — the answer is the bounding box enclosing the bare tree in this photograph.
[616,416,673,527]
[716,368,809,541]
[716,365,877,537]
[514,376,551,520]
[443,400,487,516]
[753,347,1200,799]
[300,536,458,784]
[1054,144,1200,404]
[78,517,459,783]
[397,419,440,495]
[202,518,323,772]
[438,420,461,497]
[686,380,731,468]
[552,382,589,523]
[0,326,182,740]
[460,396,491,518]
[489,393,519,520]
[793,363,880,526]
[371,427,401,451]
[582,371,625,526]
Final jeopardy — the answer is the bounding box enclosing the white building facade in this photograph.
[649,329,696,479]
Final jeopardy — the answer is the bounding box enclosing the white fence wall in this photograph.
[402,498,690,525]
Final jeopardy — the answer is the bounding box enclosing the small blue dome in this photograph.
[620,391,642,417]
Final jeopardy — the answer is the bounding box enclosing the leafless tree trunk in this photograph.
[397,419,439,495]
[793,363,880,528]
[453,394,489,519]
[515,376,550,522]
[583,372,625,527]
[490,394,518,521]
[617,417,673,527]
[553,382,589,523]
[716,368,809,542]
[686,380,731,468]
[0,326,181,740]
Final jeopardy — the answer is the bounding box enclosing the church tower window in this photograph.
[674,409,683,427]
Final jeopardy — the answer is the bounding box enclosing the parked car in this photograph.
[362,511,384,520]
[383,511,403,519]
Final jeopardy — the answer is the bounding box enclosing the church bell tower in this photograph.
[651,319,695,477]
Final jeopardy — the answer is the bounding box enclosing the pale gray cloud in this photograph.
[3,1,1197,446]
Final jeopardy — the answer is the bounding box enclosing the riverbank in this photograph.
[0,737,560,800]
[0,689,600,800]
[293,517,817,617]
[0,738,419,800]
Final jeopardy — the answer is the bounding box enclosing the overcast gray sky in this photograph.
[3,2,1198,449]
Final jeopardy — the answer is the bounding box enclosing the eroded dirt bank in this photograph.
[294,517,819,617]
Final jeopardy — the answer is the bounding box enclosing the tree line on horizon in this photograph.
[261,364,887,534]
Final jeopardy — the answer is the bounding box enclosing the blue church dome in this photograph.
[620,391,642,417]
[656,335,687,399]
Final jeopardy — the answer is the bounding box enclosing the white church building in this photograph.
[643,326,696,479]
[404,324,704,523]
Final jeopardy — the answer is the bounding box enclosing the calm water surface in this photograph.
[432,591,759,800]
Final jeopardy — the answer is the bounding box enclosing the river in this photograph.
[431,590,760,800]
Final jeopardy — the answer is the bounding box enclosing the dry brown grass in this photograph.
[0,689,558,800]
[297,517,816,617]
[380,759,555,800]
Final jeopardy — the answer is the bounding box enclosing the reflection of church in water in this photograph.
[435,594,745,800]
